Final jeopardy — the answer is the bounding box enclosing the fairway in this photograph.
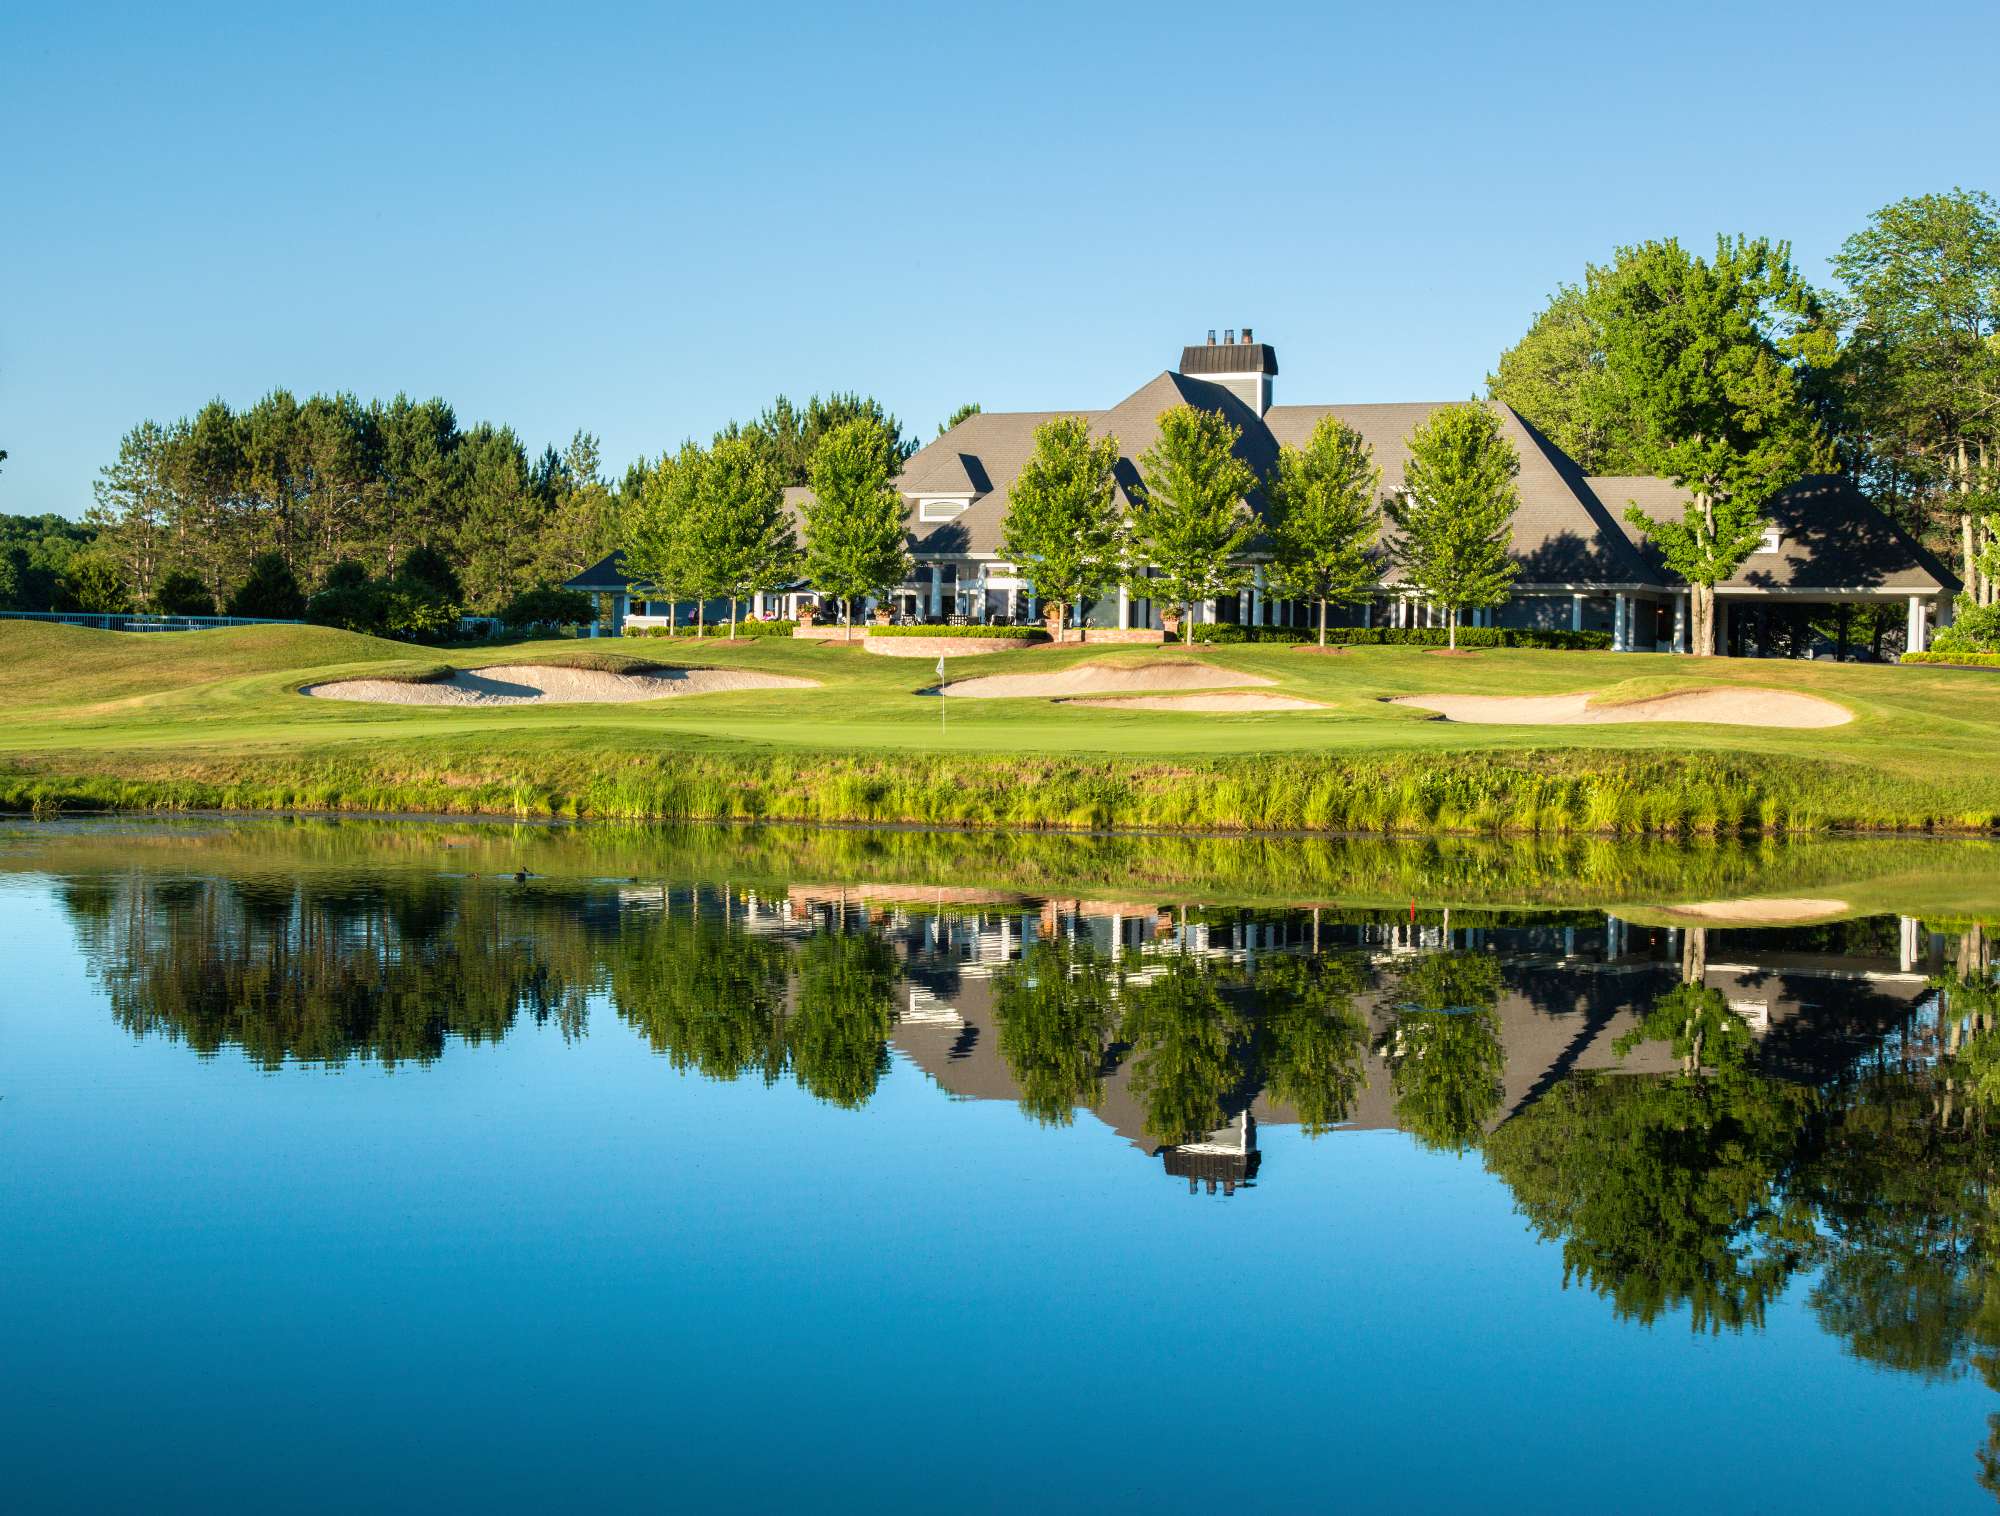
[3,620,1999,832]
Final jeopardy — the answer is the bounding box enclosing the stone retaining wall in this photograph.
[863,636,1043,658]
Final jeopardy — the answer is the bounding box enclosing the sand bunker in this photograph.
[304,663,816,706]
[1391,687,1851,729]
[1671,897,1850,924]
[942,660,1273,700]
[1065,691,1321,712]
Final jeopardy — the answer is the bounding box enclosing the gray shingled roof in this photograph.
[1593,474,1959,593]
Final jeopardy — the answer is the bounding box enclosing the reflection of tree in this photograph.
[1486,979,1816,1331]
[72,875,597,1067]
[787,930,899,1109]
[612,912,791,1083]
[1119,951,1250,1146]
[1382,952,1505,1153]
[992,938,1117,1126]
[1251,953,1372,1135]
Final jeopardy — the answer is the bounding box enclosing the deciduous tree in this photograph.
[1267,414,1381,646]
[1130,405,1257,643]
[803,419,911,639]
[1595,236,1837,656]
[997,416,1123,639]
[1385,403,1520,649]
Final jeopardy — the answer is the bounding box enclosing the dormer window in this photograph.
[919,498,968,522]
[1758,525,1784,555]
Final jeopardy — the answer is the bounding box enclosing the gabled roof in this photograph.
[1266,402,1665,586]
[1593,474,1961,594]
[564,549,632,591]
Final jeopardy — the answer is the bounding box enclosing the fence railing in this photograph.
[0,611,305,632]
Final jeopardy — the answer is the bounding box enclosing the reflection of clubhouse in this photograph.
[812,892,1944,1193]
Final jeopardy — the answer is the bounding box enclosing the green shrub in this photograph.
[623,620,798,639]
[1904,650,2000,668]
[1189,624,1611,649]
[498,588,594,628]
[867,624,1050,640]
[152,571,216,617]
[225,553,306,619]
[1932,602,2000,657]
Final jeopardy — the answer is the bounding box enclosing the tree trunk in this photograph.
[1318,596,1327,648]
[728,595,737,640]
[1448,608,1458,651]
[697,600,705,639]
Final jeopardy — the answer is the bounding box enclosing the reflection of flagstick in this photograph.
[938,654,947,738]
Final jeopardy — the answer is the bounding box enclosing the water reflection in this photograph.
[27,844,2000,1503]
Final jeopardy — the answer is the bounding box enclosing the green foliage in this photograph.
[1595,237,1836,651]
[1188,624,1610,648]
[1487,282,1650,473]
[498,588,595,628]
[58,551,133,614]
[866,623,1048,639]
[938,403,981,435]
[1904,650,2000,668]
[225,554,305,620]
[1119,949,1249,1145]
[724,393,915,487]
[304,553,461,642]
[1130,405,1258,642]
[993,937,1118,1125]
[1933,602,2000,656]
[1267,414,1381,645]
[803,419,911,634]
[1385,403,1521,648]
[1833,189,2000,599]
[788,930,898,1108]
[86,391,578,619]
[0,512,96,612]
[623,443,704,623]
[1253,952,1372,1134]
[998,416,1124,635]
[152,570,216,617]
[623,619,797,639]
[698,433,798,633]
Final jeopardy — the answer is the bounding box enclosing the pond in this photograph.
[4,818,1999,1512]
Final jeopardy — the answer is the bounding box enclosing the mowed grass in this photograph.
[3,620,1999,832]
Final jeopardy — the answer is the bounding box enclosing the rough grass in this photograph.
[5,621,1999,835]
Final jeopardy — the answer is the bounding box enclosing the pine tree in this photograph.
[1385,403,1520,650]
[803,420,911,640]
[1130,405,1257,644]
[1268,414,1381,646]
[997,416,1122,639]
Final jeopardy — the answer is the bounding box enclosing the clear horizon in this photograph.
[5,0,1997,519]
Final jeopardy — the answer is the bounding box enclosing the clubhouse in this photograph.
[570,331,1959,655]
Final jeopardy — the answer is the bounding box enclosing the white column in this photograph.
[1251,566,1265,626]
[1900,915,1920,973]
[1571,593,1584,632]
[1907,595,1926,653]
[1613,593,1627,651]
[1672,594,1687,654]
[1237,587,1250,623]
[928,564,941,618]
[1117,583,1130,630]
[1362,602,1373,629]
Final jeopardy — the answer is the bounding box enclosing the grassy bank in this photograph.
[4,620,2000,834]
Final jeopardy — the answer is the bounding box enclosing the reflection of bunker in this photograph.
[877,902,1945,1190]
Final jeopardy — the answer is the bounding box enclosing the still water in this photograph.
[4,819,1999,1512]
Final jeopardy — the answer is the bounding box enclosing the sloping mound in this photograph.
[1391,687,1851,729]
[304,663,816,706]
[1064,691,1320,712]
[942,660,1273,700]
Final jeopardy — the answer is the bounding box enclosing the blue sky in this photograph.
[5,0,1997,518]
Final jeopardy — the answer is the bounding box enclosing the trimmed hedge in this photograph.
[1904,650,2000,669]
[624,620,797,639]
[868,624,1050,640]
[1188,624,1613,650]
